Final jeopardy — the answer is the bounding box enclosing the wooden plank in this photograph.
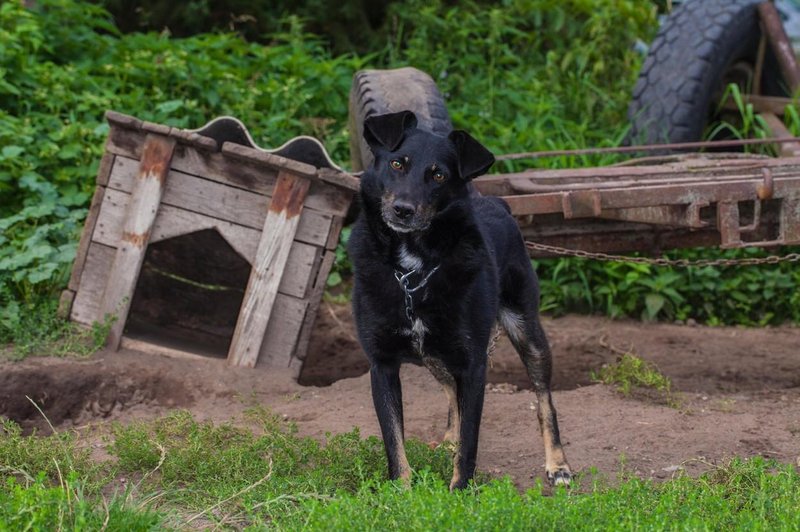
[257,293,308,369]
[68,184,106,291]
[142,121,172,135]
[93,187,321,299]
[325,215,345,250]
[105,110,142,130]
[168,128,218,151]
[93,187,258,258]
[106,130,350,216]
[222,141,319,180]
[105,125,145,160]
[293,249,336,363]
[317,166,360,192]
[107,155,334,247]
[100,135,176,349]
[71,242,115,325]
[120,337,227,363]
[96,152,115,186]
[228,170,311,368]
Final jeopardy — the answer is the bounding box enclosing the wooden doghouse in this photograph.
[60,111,358,374]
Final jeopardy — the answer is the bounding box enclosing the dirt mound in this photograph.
[300,301,800,395]
[0,360,191,434]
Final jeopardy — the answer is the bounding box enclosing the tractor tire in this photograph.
[627,0,787,145]
[348,67,452,171]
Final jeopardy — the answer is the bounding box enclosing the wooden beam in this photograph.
[227,170,311,368]
[99,134,176,349]
[67,184,106,291]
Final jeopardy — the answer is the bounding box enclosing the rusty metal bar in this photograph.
[500,176,800,216]
[496,135,800,161]
[753,32,767,96]
[758,1,800,93]
[476,155,800,190]
[760,112,800,156]
[721,93,799,115]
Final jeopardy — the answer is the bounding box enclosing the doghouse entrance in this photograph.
[124,228,251,358]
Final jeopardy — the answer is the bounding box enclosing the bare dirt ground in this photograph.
[2,303,800,490]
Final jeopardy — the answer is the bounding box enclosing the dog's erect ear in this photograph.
[363,111,418,152]
[448,130,495,180]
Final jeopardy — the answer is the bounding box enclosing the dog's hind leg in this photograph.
[500,308,572,486]
[421,356,460,445]
[423,355,485,491]
[370,360,412,484]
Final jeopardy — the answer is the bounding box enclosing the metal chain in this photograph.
[394,265,441,322]
[525,241,800,268]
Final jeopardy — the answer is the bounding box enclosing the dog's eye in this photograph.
[389,159,404,171]
[432,171,446,183]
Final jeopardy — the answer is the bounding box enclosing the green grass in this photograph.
[592,353,674,401]
[0,475,164,531]
[2,412,799,530]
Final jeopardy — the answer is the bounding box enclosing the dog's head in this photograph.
[360,110,495,233]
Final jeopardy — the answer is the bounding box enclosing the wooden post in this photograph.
[99,134,176,349]
[227,170,311,367]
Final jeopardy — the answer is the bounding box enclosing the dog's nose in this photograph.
[392,201,415,220]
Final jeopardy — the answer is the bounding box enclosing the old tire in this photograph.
[627,0,787,145]
[348,67,452,171]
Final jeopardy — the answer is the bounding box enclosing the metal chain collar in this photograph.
[394,265,441,322]
[525,241,800,268]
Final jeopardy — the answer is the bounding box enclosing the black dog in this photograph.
[349,110,572,490]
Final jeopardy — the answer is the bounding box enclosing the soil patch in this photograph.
[3,304,799,489]
[301,302,800,395]
[0,358,191,434]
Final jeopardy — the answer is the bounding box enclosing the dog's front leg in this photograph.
[450,363,486,490]
[370,360,411,483]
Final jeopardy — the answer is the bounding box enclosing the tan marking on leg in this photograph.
[449,453,463,491]
[389,416,412,485]
[422,356,460,445]
[535,392,571,485]
[421,355,463,488]
[443,385,460,444]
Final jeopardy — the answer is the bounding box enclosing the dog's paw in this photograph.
[546,468,572,487]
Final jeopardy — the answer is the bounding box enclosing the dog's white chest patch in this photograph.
[397,244,423,272]
[401,318,428,355]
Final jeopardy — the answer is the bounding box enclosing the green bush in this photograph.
[534,247,800,325]
[2,0,797,341]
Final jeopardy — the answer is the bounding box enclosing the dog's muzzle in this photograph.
[381,198,432,233]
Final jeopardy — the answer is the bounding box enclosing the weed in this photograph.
[706,83,774,153]
[592,353,679,408]
[2,298,112,361]
[0,474,164,531]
